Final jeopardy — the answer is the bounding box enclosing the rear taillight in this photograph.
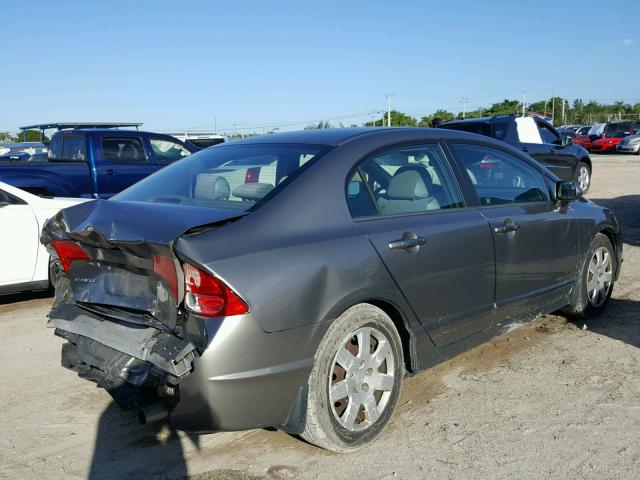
[51,240,89,273]
[153,255,180,302]
[182,263,248,317]
[245,167,260,183]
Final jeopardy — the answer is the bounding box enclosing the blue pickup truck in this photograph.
[0,124,196,198]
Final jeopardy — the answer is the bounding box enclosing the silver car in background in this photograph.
[616,132,640,154]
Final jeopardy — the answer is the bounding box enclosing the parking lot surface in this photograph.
[1,154,639,480]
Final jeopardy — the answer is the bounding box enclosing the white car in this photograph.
[0,182,88,294]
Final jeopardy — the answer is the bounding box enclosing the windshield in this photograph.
[614,131,632,138]
[114,143,331,211]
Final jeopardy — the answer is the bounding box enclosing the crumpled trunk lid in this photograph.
[43,199,244,328]
[42,199,245,408]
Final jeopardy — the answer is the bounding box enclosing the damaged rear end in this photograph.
[42,200,247,422]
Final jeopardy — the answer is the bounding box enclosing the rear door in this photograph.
[95,135,155,198]
[0,188,38,285]
[449,142,579,316]
[349,143,496,346]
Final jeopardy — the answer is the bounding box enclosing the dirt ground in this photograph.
[0,154,638,480]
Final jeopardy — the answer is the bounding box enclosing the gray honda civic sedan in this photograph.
[43,128,622,452]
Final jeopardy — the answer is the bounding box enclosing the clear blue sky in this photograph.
[2,0,638,134]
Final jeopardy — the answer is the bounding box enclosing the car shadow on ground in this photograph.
[0,289,52,306]
[568,297,640,349]
[591,195,640,247]
[88,402,198,480]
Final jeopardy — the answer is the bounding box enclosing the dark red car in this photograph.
[591,130,636,153]
[573,134,592,151]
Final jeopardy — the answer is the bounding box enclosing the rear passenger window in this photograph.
[61,136,86,161]
[350,144,464,217]
[102,137,146,164]
[452,144,549,205]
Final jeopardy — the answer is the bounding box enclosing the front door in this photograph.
[349,143,496,346]
[449,142,579,313]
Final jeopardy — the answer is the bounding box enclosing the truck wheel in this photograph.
[302,304,403,452]
[562,233,616,319]
[576,162,591,193]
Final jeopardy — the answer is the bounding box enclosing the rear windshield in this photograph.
[114,143,331,211]
[440,121,509,141]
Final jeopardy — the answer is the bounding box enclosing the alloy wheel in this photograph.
[578,165,590,192]
[329,326,395,432]
[587,246,613,307]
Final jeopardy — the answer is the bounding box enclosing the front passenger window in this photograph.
[452,143,549,206]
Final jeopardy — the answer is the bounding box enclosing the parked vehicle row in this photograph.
[591,130,639,153]
[439,115,593,191]
[42,127,621,452]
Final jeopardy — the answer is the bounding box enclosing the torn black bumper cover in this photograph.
[50,309,197,409]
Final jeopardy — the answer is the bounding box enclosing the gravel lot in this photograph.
[1,154,638,480]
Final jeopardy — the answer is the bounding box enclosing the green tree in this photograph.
[486,99,521,116]
[16,129,47,142]
[418,109,455,127]
[365,110,417,127]
[0,132,16,143]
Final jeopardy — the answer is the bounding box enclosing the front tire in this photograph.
[302,304,403,452]
[562,233,616,319]
[577,162,591,193]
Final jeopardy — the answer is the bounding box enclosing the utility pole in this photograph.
[551,90,555,125]
[561,98,565,125]
[522,92,526,116]
[461,97,469,118]
[385,93,393,127]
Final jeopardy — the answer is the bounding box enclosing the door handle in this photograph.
[100,169,117,176]
[521,146,528,153]
[388,236,427,250]
[494,223,520,234]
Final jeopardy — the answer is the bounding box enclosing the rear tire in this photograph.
[562,233,616,319]
[302,304,403,452]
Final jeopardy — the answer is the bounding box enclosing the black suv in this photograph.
[439,115,592,192]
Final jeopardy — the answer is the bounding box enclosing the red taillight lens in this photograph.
[51,240,90,273]
[153,255,179,302]
[244,167,260,183]
[182,263,248,317]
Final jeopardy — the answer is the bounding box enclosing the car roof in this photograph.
[52,129,173,136]
[223,127,494,146]
[441,115,514,125]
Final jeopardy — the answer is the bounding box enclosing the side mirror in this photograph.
[556,180,579,203]
[562,135,573,146]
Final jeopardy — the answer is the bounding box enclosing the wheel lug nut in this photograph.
[362,383,369,392]
[365,368,373,376]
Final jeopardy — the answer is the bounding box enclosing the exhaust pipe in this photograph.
[138,403,170,425]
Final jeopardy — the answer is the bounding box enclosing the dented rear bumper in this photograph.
[50,302,327,433]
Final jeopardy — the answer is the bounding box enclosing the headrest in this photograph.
[232,182,274,201]
[195,174,231,200]
[386,168,431,200]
